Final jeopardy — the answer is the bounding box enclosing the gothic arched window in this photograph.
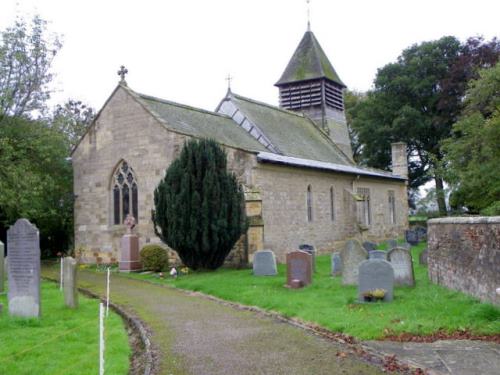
[330,187,335,222]
[306,185,313,222]
[112,161,138,225]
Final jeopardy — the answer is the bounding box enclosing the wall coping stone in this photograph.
[428,216,500,225]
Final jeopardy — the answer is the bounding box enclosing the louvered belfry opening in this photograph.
[278,78,344,112]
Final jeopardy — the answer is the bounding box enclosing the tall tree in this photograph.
[351,36,499,215]
[50,99,95,150]
[344,90,366,163]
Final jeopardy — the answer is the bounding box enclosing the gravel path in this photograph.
[43,267,384,375]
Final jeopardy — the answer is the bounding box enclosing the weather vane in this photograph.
[117,65,128,85]
[225,73,233,91]
[307,0,311,31]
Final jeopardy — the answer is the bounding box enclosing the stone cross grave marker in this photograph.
[369,250,387,260]
[386,239,398,250]
[63,257,78,308]
[7,219,41,318]
[387,247,415,286]
[286,250,312,288]
[362,241,377,252]
[331,252,342,276]
[298,244,316,272]
[358,259,394,302]
[0,241,4,294]
[120,214,141,272]
[253,250,277,276]
[341,239,368,285]
[405,230,419,246]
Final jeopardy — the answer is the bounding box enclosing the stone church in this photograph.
[72,29,408,265]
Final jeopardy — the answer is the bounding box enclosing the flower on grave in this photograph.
[372,289,386,299]
[170,267,178,278]
[181,267,189,275]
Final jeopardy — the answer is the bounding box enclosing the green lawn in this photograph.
[0,281,130,375]
[122,242,499,340]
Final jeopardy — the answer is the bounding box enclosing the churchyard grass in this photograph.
[0,281,130,375]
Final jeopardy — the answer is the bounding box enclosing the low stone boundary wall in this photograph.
[428,216,500,305]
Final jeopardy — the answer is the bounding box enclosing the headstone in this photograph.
[331,252,342,276]
[419,248,428,266]
[415,226,427,242]
[362,241,377,252]
[119,214,141,272]
[369,250,387,260]
[7,219,41,318]
[0,241,4,294]
[387,247,415,286]
[253,250,277,276]
[358,259,394,302]
[405,230,419,246]
[402,242,411,250]
[387,239,398,250]
[298,244,316,272]
[63,257,78,308]
[341,240,368,285]
[286,250,312,288]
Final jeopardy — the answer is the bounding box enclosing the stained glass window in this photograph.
[112,161,138,225]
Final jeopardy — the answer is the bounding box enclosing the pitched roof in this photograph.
[275,31,345,87]
[216,92,353,166]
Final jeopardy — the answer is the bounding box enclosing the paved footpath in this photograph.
[42,267,384,375]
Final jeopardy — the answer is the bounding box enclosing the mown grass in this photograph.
[0,281,130,375]
[122,242,500,340]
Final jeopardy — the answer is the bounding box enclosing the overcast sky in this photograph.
[1,0,499,112]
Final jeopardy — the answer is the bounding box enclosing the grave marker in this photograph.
[7,219,41,318]
[298,244,316,272]
[341,239,368,285]
[369,250,387,260]
[286,250,312,288]
[388,247,415,286]
[253,250,278,276]
[331,252,342,276]
[362,241,377,252]
[63,257,78,308]
[358,259,394,302]
[419,248,428,266]
[405,230,419,246]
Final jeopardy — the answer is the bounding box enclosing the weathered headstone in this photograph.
[119,214,141,272]
[253,250,277,276]
[415,226,427,242]
[0,241,4,294]
[341,239,368,285]
[369,250,387,260]
[419,248,428,266]
[331,252,342,276]
[286,250,312,287]
[405,230,419,246]
[358,259,394,302]
[387,239,398,250]
[298,244,316,272]
[387,247,415,286]
[7,219,41,318]
[63,257,78,308]
[401,242,411,250]
[362,241,377,252]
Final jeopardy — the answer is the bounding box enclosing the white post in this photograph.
[60,257,63,291]
[99,303,105,375]
[106,268,110,317]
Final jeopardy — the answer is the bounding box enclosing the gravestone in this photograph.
[405,230,419,246]
[7,219,41,318]
[362,241,377,252]
[331,252,342,276]
[415,226,427,242]
[387,247,415,286]
[253,250,277,276]
[358,259,394,302]
[63,257,78,308]
[286,250,312,288]
[119,215,141,272]
[341,239,368,285]
[387,239,398,250]
[419,248,428,266]
[369,250,387,260]
[0,241,4,294]
[298,244,316,272]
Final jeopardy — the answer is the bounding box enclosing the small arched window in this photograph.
[330,187,335,222]
[112,161,138,225]
[307,185,313,222]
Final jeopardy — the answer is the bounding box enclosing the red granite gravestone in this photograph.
[119,215,141,272]
[286,250,312,288]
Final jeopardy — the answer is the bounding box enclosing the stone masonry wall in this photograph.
[428,217,500,305]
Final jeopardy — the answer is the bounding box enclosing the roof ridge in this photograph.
[138,92,232,119]
[230,92,307,119]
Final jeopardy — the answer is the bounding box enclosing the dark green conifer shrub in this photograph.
[140,244,169,272]
[152,139,247,270]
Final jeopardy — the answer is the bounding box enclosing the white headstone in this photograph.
[387,247,415,287]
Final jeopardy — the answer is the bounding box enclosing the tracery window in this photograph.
[112,161,138,225]
[307,185,313,222]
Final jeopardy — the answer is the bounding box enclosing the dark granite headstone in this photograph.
[405,230,419,246]
[7,219,41,318]
[387,247,415,286]
[362,241,377,252]
[253,250,277,276]
[387,239,398,250]
[331,252,342,276]
[358,259,394,302]
[419,248,428,266]
[369,250,387,260]
[298,244,316,272]
[286,250,312,287]
[0,241,4,294]
[341,239,368,285]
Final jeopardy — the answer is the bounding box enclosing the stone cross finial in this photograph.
[124,214,136,234]
[117,65,128,84]
[225,73,233,90]
[306,0,311,31]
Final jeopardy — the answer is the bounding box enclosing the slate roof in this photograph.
[216,92,354,166]
[275,31,345,87]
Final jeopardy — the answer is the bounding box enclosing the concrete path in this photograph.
[364,340,500,375]
[42,267,384,375]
